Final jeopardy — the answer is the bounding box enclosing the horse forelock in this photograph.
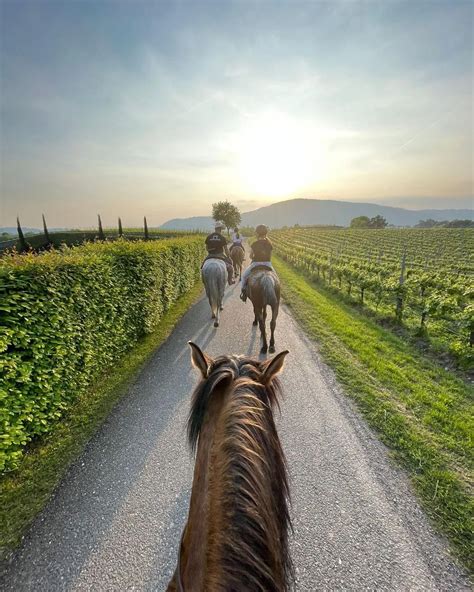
[187,355,282,451]
[186,355,293,590]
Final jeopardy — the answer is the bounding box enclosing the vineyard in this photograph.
[272,227,473,367]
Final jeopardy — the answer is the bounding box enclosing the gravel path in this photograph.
[1,279,470,591]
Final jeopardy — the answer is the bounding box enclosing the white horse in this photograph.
[202,258,227,327]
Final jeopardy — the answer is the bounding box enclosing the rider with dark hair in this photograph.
[204,222,234,285]
[240,224,274,301]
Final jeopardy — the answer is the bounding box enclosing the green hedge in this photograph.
[0,237,206,472]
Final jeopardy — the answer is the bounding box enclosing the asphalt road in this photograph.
[1,279,470,591]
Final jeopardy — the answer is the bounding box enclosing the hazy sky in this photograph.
[1,0,472,228]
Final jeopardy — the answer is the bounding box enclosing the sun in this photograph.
[236,112,320,197]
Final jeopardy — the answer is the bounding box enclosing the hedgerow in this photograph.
[0,237,205,471]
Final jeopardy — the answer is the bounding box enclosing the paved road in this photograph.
[1,280,470,591]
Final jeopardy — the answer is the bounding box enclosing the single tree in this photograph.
[144,216,149,240]
[118,217,123,237]
[98,215,105,240]
[350,216,370,228]
[17,216,30,251]
[212,200,241,235]
[42,214,52,245]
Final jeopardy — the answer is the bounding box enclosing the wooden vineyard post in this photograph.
[118,217,123,238]
[329,250,333,285]
[396,250,406,322]
[144,216,149,240]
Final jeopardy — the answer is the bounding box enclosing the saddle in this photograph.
[249,264,273,275]
[202,253,227,267]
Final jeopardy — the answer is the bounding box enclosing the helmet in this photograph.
[256,224,268,236]
[215,222,225,230]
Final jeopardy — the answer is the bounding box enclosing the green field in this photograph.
[272,227,473,368]
[273,254,474,571]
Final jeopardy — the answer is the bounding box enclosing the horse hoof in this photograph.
[269,346,275,353]
[214,321,219,328]
[260,346,268,354]
[220,306,224,311]
[253,320,258,326]
[211,313,216,319]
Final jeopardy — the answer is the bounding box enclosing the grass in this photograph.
[0,281,203,560]
[273,255,473,574]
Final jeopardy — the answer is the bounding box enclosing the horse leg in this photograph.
[269,304,279,353]
[252,302,259,326]
[259,307,268,353]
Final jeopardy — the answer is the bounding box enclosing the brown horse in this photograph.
[167,343,293,592]
[230,244,245,281]
[248,269,281,354]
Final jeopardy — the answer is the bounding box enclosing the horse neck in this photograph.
[183,381,291,591]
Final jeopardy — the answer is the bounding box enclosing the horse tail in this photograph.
[260,273,278,309]
[202,260,226,321]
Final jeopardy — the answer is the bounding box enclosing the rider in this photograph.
[204,222,234,285]
[240,224,274,302]
[231,227,244,250]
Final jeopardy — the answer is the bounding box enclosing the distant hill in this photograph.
[160,198,473,230]
[0,227,41,237]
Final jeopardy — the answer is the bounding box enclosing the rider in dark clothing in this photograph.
[240,224,275,301]
[203,223,234,285]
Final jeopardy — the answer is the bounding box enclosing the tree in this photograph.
[17,217,30,252]
[98,215,105,240]
[369,215,388,229]
[212,200,241,235]
[350,215,388,229]
[350,216,370,228]
[42,214,52,245]
[144,216,149,240]
[118,217,123,237]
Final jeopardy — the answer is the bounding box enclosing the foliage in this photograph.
[350,215,388,228]
[97,215,105,240]
[212,200,241,233]
[0,237,206,472]
[42,215,51,245]
[416,219,474,228]
[16,218,29,252]
[272,227,474,367]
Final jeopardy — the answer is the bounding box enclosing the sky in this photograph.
[0,0,473,228]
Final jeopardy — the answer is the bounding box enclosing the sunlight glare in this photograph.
[236,112,321,197]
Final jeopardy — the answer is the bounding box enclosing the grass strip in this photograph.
[274,255,473,573]
[0,282,203,559]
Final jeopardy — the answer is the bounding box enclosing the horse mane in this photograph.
[187,355,293,591]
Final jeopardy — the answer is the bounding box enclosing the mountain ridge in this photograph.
[160,198,473,230]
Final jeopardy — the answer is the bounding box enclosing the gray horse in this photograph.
[202,258,227,327]
[248,269,281,353]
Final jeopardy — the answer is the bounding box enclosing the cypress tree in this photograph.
[98,215,105,241]
[17,216,29,252]
[144,216,149,240]
[42,214,52,245]
[118,217,123,238]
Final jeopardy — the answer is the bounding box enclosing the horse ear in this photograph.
[188,342,212,378]
[261,350,289,383]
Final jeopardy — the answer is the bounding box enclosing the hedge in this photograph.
[0,237,206,472]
